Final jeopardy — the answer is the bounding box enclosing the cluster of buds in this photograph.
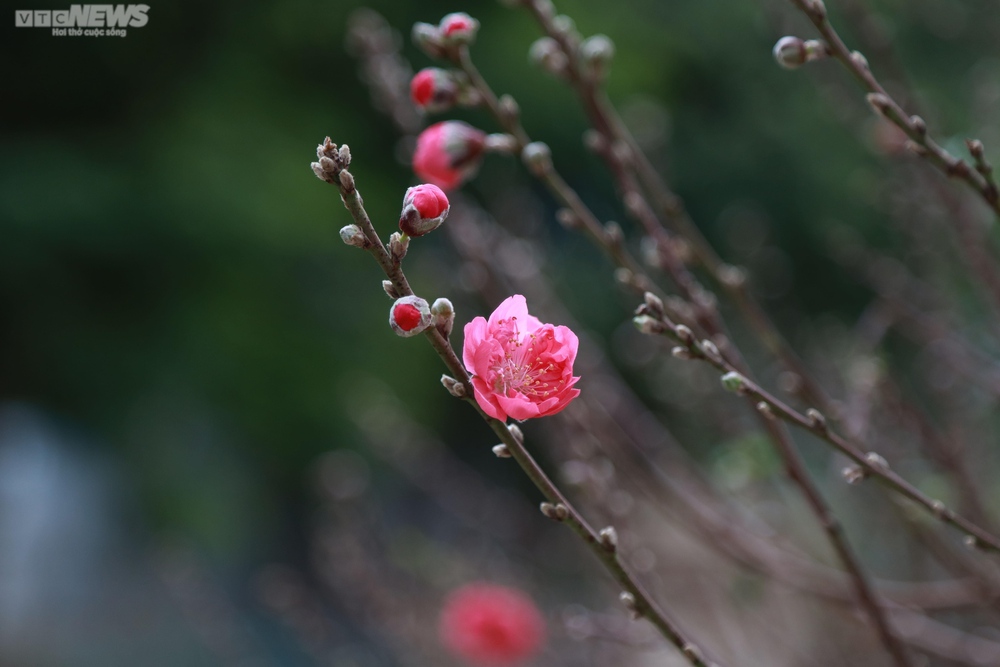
[412,12,479,59]
[310,137,352,184]
[772,36,829,69]
[413,121,488,190]
[530,32,616,81]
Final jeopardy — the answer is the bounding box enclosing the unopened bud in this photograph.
[619,591,639,619]
[431,297,455,339]
[964,535,981,550]
[718,265,746,288]
[412,22,445,59]
[756,401,775,419]
[498,94,520,123]
[721,371,746,393]
[522,142,552,174]
[485,133,519,154]
[507,423,524,444]
[850,50,868,69]
[930,499,947,519]
[581,34,614,77]
[632,314,661,335]
[866,93,892,117]
[441,374,467,397]
[556,208,579,229]
[540,502,569,521]
[338,144,351,166]
[399,183,450,237]
[910,115,927,136]
[773,36,807,69]
[864,451,889,472]
[671,346,692,360]
[493,443,511,458]
[438,12,479,46]
[338,169,355,192]
[339,224,367,248]
[389,231,409,262]
[311,161,329,182]
[805,408,827,431]
[700,339,720,359]
[529,37,568,75]
[643,292,664,316]
[410,67,460,113]
[382,280,399,299]
[598,525,618,551]
[390,295,432,337]
[841,465,866,485]
[614,267,634,286]
[674,324,694,344]
[604,221,623,246]
[552,14,576,37]
[968,139,985,159]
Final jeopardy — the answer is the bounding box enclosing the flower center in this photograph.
[490,325,562,398]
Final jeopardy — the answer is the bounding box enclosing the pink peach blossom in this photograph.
[462,295,580,422]
[439,582,546,666]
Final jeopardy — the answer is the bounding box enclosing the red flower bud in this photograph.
[412,121,487,190]
[410,67,459,113]
[390,295,432,337]
[438,12,479,44]
[400,183,450,237]
[439,582,546,666]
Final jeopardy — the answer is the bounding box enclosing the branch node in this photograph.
[841,465,866,485]
[598,525,618,551]
[864,451,889,473]
[806,408,827,432]
[619,591,640,619]
[441,374,466,398]
[540,501,569,521]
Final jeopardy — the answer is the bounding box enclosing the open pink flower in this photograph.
[439,582,546,666]
[462,295,580,422]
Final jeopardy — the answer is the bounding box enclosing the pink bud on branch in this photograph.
[389,295,432,337]
[413,121,488,190]
[438,12,479,45]
[399,183,450,237]
[410,67,460,113]
[462,295,581,422]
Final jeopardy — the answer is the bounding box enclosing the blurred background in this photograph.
[3,0,1000,665]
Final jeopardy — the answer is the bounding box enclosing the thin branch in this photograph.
[785,0,1000,219]
[634,301,1000,555]
[313,141,723,667]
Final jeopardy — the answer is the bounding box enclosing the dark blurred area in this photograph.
[3,0,1000,665]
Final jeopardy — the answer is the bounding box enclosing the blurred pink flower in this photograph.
[439,582,546,666]
[462,295,580,422]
